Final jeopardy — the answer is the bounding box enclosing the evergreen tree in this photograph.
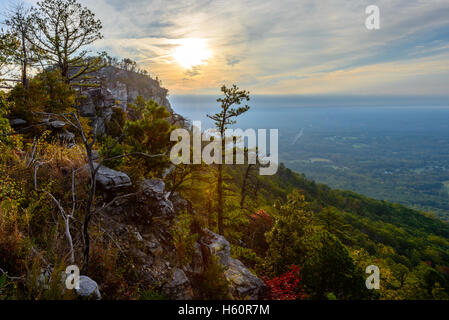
[207,84,250,235]
[27,0,104,83]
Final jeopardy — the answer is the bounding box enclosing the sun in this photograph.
[172,38,211,69]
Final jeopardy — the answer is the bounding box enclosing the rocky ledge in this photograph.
[101,177,267,300]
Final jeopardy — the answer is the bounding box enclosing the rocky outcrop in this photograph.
[190,230,267,300]
[75,66,175,134]
[224,258,267,300]
[95,66,173,114]
[141,179,174,218]
[101,178,265,300]
[105,178,195,299]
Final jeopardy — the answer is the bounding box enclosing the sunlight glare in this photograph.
[172,38,211,69]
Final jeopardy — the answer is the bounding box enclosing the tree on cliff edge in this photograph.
[26,0,104,83]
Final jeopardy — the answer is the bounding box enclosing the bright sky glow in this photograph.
[172,38,211,69]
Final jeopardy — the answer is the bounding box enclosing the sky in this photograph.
[2,0,449,95]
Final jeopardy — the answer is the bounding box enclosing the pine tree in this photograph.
[207,84,250,235]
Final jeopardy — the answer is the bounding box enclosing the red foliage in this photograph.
[249,209,273,229]
[263,265,307,300]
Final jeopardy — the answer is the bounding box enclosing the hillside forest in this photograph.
[1,0,449,300]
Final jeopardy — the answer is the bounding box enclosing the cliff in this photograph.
[75,66,176,134]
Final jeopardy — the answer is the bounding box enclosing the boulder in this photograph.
[76,275,101,300]
[194,230,267,300]
[36,268,101,300]
[94,162,132,191]
[50,120,66,129]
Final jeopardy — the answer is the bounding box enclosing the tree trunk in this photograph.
[217,163,224,235]
[240,164,252,209]
[82,147,96,274]
[21,32,28,88]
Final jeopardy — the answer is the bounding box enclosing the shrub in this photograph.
[191,255,230,300]
[263,265,306,300]
[9,70,76,126]
[139,288,168,300]
[172,210,199,266]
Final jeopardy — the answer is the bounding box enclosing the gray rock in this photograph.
[79,101,96,117]
[10,118,27,126]
[76,275,101,300]
[225,258,267,300]
[142,179,174,217]
[142,178,165,195]
[94,162,132,190]
[162,268,193,300]
[50,120,66,129]
[196,230,267,300]
[203,229,231,267]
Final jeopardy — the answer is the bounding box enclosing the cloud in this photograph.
[17,0,449,94]
[226,56,240,67]
[184,66,202,77]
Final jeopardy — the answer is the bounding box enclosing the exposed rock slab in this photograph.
[93,162,132,191]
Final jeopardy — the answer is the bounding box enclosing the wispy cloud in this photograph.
[16,0,449,94]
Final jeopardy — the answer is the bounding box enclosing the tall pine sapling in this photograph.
[207,84,250,235]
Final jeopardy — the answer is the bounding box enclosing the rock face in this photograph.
[191,230,268,300]
[96,66,173,114]
[101,178,265,300]
[103,178,194,299]
[225,258,267,300]
[142,179,174,218]
[162,268,193,300]
[94,162,132,191]
[75,66,175,134]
